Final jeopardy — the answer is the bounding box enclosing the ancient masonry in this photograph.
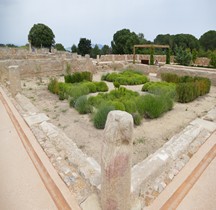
[1,48,216,209]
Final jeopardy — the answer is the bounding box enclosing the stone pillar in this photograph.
[101,110,133,210]
[8,65,21,96]
[97,55,100,63]
[112,55,115,63]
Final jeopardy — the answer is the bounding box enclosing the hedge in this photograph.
[102,69,149,85]
[64,71,92,83]
[161,73,211,103]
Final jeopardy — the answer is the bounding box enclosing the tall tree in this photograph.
[111,29,140,54]
[101,45,111,55]
[172,34,199,53]
[90,44,101,58]
[71,44,78,53]
[78,38,92,56]
[28,23,55,49]
[199,30,216,51]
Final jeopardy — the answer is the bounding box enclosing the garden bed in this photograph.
[20,71,216,165]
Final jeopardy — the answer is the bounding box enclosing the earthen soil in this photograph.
[21,72,216,165]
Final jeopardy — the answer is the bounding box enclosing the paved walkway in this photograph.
[147,130,216,210]
[0,87,80,210]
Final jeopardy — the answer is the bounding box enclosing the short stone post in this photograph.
[101,110,134,210]
[8,65,21,96]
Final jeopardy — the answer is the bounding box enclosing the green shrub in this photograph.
[113,81,120,89]
[176,82,196,103]
[142,81,176,99]
[123,100,137,114]
[136,94,173,118]
[48,78,59,94]
[94,81,109,92]
[161,73,179,83]
[132,113,142,125]
[64,71,92,83]
[110,101,125,111]
[83,82,97,93]
[74,95,91,114]
[103,70,149,85]
[93,105,114,129]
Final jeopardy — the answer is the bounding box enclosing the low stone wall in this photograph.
[126,64,216,85]
[100,54,175,63]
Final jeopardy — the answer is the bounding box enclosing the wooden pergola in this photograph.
[133,44,170,64]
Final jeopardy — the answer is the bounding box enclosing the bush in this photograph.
[94,81,109,92]
[110,101,125,111]
[123,100,137,114]
[74,95,91,114]
[48,78,59,94]
[83,82,97,93]
[161,73,179,83]
[64,71,92,83]
[136,94,173,118]
[93,105,114,129]
[132,113,142,125]
[102,70,149,85]
[142,81,176,99]
[176,77,211,103]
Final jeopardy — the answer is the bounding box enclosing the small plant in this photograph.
[48,78,59,94]
[93,105,114,129]
[74,95,92,114]
[113,81,120,89]
[132,113,142,125]
[64,71,92,83]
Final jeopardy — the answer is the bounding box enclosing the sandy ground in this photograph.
[21,72,216,165]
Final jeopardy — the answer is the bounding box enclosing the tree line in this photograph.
[1,23,216,65]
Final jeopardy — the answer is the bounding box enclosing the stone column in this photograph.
[97,55,100,63]
[8,65,21,96]
[101,110,133,210]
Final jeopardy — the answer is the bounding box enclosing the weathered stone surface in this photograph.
[190,118,216,132]
[101,111,133,210]
[24,113,49,126]
[81,194,101,210]
[15,93,38,115]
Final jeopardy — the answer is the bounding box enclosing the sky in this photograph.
[0,0,215,48]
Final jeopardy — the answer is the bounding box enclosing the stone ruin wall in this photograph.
[0,48,96,83]
[100,54,210,66]
[0,47,213,85]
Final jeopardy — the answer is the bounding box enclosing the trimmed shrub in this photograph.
[136,94,173,118]
[123,100,137,114]
[48,78,59,94]
[132,113,142,125]
[142,81,176,99]
[64,71,92,83]
[83,82,97,93]
[94,81,109,92]
[110,101,125,111]
[161,73,179,83]
[93,105,114,129]
[102,70,149,85]
[74,95,91,114]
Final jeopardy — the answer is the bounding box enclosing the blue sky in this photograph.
[0,0,215,48]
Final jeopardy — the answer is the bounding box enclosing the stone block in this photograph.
[24,113,49,126]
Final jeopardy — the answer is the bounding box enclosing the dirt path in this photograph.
[21,72,216,165]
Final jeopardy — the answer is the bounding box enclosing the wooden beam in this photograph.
[134,44,170,49]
